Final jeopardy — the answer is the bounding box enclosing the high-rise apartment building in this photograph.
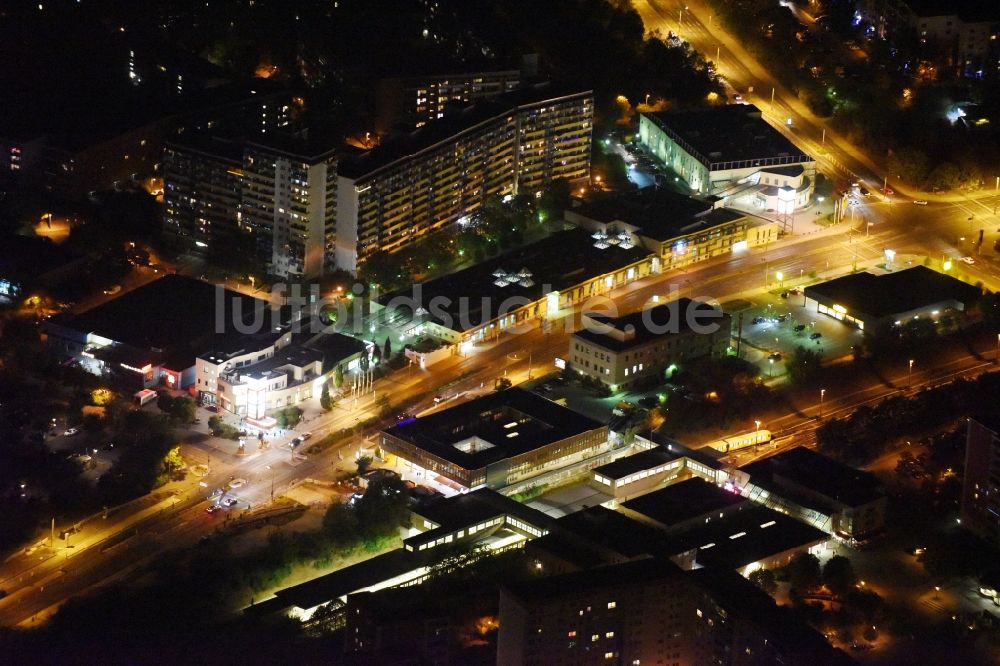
[163,135,244,253]
[241,138,337,278]
[961,418,1000,546]
[163,133,337,278]
[376,68,522,132]
[336,84,593,271]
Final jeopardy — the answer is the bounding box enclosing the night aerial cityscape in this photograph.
[4,0,1000,664]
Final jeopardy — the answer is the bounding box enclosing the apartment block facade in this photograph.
[375,69,522,132]
[163,134,337,278]
[337,85,593,271]
[163,137,244,253]
[241,140,337,278]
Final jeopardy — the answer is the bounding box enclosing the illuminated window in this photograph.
[607,601,616,609]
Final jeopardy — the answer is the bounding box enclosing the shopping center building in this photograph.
[380,388,611,491]
[803,265,981,331]
[638,105,815,212]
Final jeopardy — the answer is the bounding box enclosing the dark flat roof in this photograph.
[572,189,746,242]
[573,298,729,352]
[51,274,271,355]
[592,446,680,480]
[763,164,805,177]
[675,505,829,570]
[644,105,810,167]
[502,556,686,602]
[740,447,886,508]
[803,266,980,319]
[340,83,591,180]
[622,478,748,527]
[270,549,422,611]
[908,0,999,21]
[0,234,85,283]
[380,227,650,333]
[414,488,553,533]
[384,388,605,470]
[305,330,368,366]
[551,506,687,558]
[166,133,244,163]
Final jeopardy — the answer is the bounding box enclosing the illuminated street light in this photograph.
[908,359,914,388]
[819,388,826,419]
[776,271,784,288]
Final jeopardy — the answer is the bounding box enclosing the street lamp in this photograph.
[776,271,784,288]
[769,357,775,377]
[819,388,826,419]
[266,465,274,502]
[908,359,914,388]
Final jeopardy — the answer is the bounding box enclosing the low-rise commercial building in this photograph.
[374,226,656,346]
[737,446,888,540]
[619,478,831,575]
[337,84,593,270]
[569,298,732,388]
[404,487,554,554]
[381,388,610,491]
[45,274,273,390]
[638,105,815,209]
[803,265,981,331]
[565,188,779,270]
[195,321,366,419]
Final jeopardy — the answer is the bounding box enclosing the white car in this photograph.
[63,427,80,437]
[228,478,247,489]
[912,200,928,205]
[961,256,975,265]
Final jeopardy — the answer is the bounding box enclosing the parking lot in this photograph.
[736,289,863,377]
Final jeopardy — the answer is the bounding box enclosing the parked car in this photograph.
[205,505,219,514]
[228,478,246,489]
[288,436,304,448]
[810,332,823,340]
[912,200,928,205]
[794,324,807,333]
[768,352,782,361]
[62,427,80,437]
[222,497,238,507]
[300,432,313,441]
[961,256,975,265]
[859,187,871,197]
